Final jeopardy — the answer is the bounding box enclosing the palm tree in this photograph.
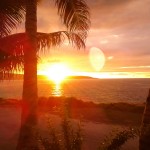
[0,0,90,149]
[19,1,38,148]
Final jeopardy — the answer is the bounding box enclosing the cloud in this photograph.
[88,0,150,29]
[120,66,150,70]
[12,0,150,74]
[121,66,150,69]
[85,0,150,71]
[47,59,61,63]
[107,56,114,60]
[37,0,66,33]
[87,0,134,10]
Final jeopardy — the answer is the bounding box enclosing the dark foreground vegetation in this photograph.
[0,96,146,149]
[0,96,144,126]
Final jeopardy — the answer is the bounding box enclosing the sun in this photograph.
[45,63,71,84]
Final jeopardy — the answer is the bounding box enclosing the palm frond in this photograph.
[0,31,85,79]
[37,31,85,51]
[0,33,26,56]
[0,32,25,79]
[0,0,25,37]
[55,0,90,40]
[0,50,24,80]
[0,31,85,55]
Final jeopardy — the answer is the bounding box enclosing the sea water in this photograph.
[0,78,150,103]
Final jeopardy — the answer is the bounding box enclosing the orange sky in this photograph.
[14,0,150,78]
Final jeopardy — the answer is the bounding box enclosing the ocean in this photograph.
[0,78,150,103]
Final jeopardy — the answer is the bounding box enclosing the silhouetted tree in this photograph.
[0,0,90,149]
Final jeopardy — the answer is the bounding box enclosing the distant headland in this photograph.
[2,74,96,80]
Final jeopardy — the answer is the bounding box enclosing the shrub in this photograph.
[98,127,139,150]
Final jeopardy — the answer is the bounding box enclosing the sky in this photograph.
[15,0,150,78]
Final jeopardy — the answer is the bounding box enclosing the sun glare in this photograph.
[45,63,71,84]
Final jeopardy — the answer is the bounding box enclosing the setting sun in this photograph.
[45,63,72,83]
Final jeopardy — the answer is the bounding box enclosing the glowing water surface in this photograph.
[0,78,150,103]
[50,82,64,97]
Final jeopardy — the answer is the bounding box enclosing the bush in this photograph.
[98,127,139,150]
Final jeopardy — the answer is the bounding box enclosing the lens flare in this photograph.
[89,47,105,71]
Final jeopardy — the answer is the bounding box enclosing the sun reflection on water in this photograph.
[51,83,64,97]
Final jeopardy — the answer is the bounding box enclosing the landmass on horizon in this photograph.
[4,74,96,80]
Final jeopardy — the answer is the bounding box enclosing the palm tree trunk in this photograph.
[139,89,150,150]
[17,0,38,149]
